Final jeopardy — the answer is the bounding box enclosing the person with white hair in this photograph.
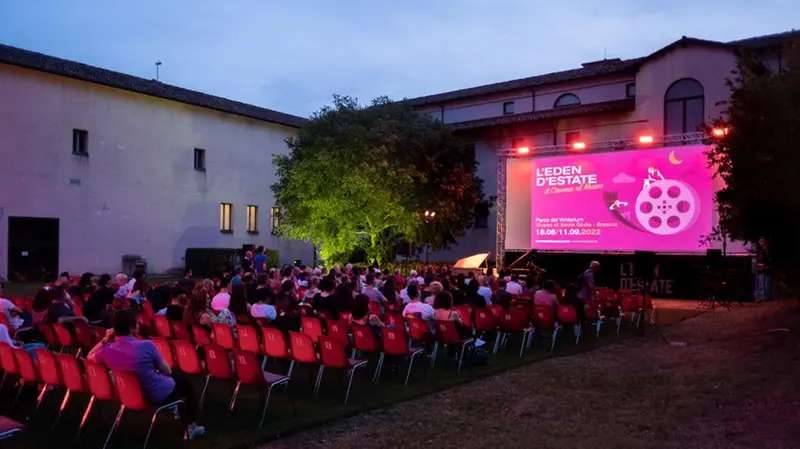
[113,273,130,299]
[409,270,425,286]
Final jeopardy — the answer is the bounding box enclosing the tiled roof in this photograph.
[0,43,308,128]
[450,98,636,131]
[408,30,800,107]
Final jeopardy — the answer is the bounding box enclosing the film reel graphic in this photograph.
[634,179,700,236]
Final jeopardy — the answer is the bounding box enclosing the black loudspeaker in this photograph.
[706,249,722,271]
[634,251,657,279]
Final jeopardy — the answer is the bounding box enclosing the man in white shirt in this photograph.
[211,278,232,311]
[506,275,524,295]
[114,273,130,299]
[401,285,434,321]
[0,289,26,330]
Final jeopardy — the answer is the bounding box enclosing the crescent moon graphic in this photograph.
[668,151,683,165]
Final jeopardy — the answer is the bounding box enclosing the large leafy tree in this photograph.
[706,39,800,292]
[272,95,485,265]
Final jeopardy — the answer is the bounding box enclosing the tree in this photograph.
[706,39,800,293]
[272,95,485,265]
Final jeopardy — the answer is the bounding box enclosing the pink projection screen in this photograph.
[528,145,713,252]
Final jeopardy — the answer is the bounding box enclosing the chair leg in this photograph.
[615,317,622,334]
[314,366,325,396]
[11,381,25,409]
[595,320,602,338]
[228,381,242,411]
[344,368,356,405]
[518,333,527,357]
[142,410,159,449]
[372,353,385,384]
[493,332,503,354]
[261,355,269,371]
[430,342,439,368]
[457,345,468,372]
[259,387,273,429]
[550,328,559,352]
[32,383,49,417]
[198,375,211,411]
[287,360,296,377]
[77,395,95,438]
[102,405,125,449]
[575,324,582,344]
[404,354,417,386]
[52,389,71,429]
[0,371,7,393]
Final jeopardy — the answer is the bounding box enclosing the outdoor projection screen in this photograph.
[504,145,715,252]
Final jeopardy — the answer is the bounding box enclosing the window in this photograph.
[246,205,258,233]
[72,129,88,156]
[554,93,581,108]
[220,203,233,233]
[565,131,581,145]
[664,78,705,135]
[270,206,281,235]
[503,101,515,115]
[193,148,206,171]
[626,83,636,98]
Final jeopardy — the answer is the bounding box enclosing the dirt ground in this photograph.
[263,301,800,449]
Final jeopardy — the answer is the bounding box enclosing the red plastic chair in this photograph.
[38,323,60,350]
[381,326,425,386]
[498,306,534,356]
[11,348,40,408]
[52,323,77,353]
[170,321,193,342]
[0,342,19,393]
[452,305,474,328]
[555,305,582,346]
[407,317,433,345]
[367,302,382,317]
[109,370,187,449]
[32,349,62,415]
[53,354,88,429]
[152,315,173,339]
[80,360,117,439]
[383,312,403,328]
[432,320,474,372]
[314,309,334,321]
[136,312,153,329]
[141,301,156,318]
[151,337,175,368]
[237,325,261,354]
[488,304,505,317]
[0,415,24,440]
[351,324,382,383]
[262,327,294,376]
[71,321,98,354]
[212,323,236,350]
[191,326,213,347]
[317,336,368,404]
[172,341,209,409]
[338,311,353,322]
[288,331,318,368]
[300,316,323,343]
[201,344,235,411]
[230,349,292,428]
[326,320,351,348]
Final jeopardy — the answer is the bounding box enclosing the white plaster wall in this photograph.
[0,64,312,276]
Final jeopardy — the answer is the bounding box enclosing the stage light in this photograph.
[711,127,729,138]
[572,141,587,150]
[638,135,654,144]
[516,146,530,155]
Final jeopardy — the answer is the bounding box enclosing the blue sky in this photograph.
[1,0,797,117]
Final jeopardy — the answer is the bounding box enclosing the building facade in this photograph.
[408,31,795,263]
[0,44,312,280]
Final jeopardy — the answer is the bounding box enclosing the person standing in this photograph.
[253,246,267,275]
[754,237,773,302]
[576,261,599,322]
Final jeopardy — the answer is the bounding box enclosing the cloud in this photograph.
[613,172,636,184]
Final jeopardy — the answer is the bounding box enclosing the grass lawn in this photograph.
[263,301,800,449]
[0,304,703,449]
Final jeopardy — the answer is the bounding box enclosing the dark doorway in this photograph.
[7,217,59,282]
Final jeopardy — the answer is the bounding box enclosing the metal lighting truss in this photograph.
[494,132,705,269]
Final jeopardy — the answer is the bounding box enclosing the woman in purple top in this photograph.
[87,310,205,440]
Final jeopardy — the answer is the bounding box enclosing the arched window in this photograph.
[554,93,581,108]
[664,78,704,135]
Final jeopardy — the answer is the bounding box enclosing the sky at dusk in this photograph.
[1,0,797,117]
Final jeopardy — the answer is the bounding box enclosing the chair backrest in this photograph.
[51,323,75,347]
[56,353,86,392]
[407,318,432,341]
[34,349,61,386]
[261,327,290,359]
[136,312,152,329]
[203,344,234,379]
[170,321,193,342]
[452,306,474,328]
[84,360,116,401]
[150,337,175,368]
[557,305,578,325]
[152,315,173,339]
[37,323,59,347]
[71,321,95,350]
[237,325,261,353]
[488,304,505,317]
[232,349,263,385]
[434,320,464,345]
[255,317,271,328]
[315,309,334,321]
[191,326,213,346]
[141,301,155,318]
[338,311,353,322]
[289,331,318,364]
[473,308,498,332]
[173,341,204,375]
[531,305,555,329]
[0,342,17,375]
[381,326,410,356]
[351,324,380,353]
[112,370,148,411]
[620,294,643,312]
[368,302,381,317]
[326,320,351,347]
[501,306,532,332]
[585,300,601,319]
[212,323,236,350]
[386,302,403,313]
[384,312,403,328]
[300,316,323,342]
[13,348,39,383]
[319,336,349,368]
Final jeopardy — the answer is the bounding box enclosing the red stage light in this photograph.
[711,127,729,138]
[638,135,654,144]
[516,146,530,155]
[572,141,587,150]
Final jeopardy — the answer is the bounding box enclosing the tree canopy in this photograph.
[272,95,485,265]
[706,40,800,291]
